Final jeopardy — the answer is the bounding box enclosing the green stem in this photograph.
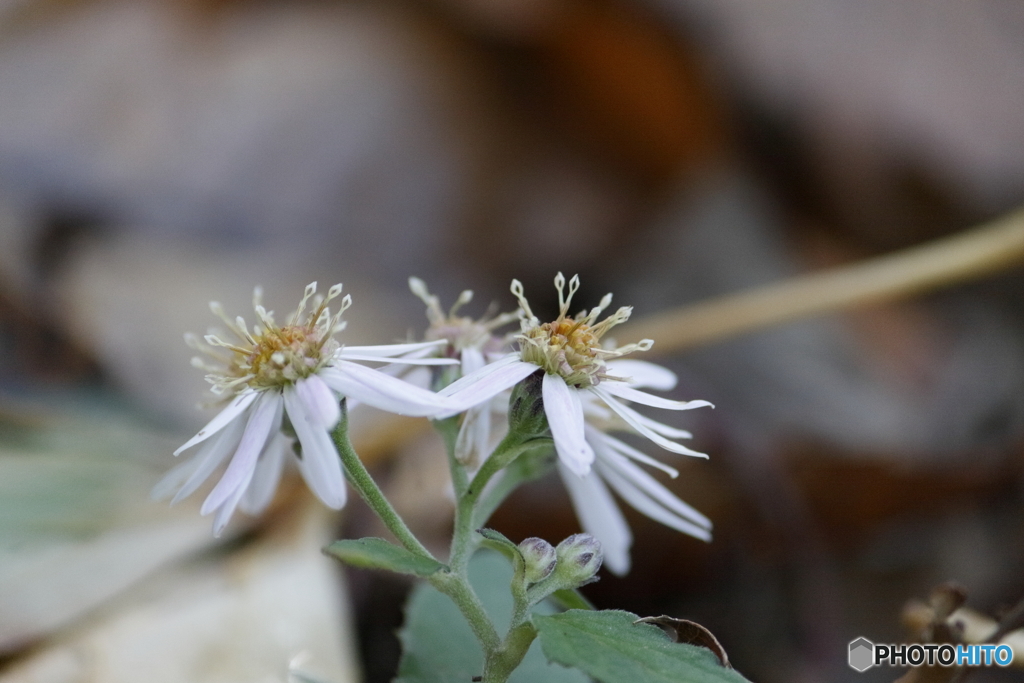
[434,416,469,499]
[471,438,552,529]
[429,571,501,652]
[449,432,543,574]
[482,623,538,683]
[331,411,435,562]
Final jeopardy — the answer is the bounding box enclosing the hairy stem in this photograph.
[331,408,435,561]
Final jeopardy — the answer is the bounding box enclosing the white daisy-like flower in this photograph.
[408,277,519,466]
[438,273,713,574]
[154,282,457,535]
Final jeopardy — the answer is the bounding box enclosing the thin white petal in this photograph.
[168,417,248,504]
[296,374,341,429]
[284,386,346,508]
[592,388,708,458]
[437,355,538,416]
[599,446,710,529]
[461,346,486,376]
[596,458,711,541]
[586,425,678,478]
[174,391,258,455]
[543,373,594,476]
[621,409,694,439]
[212,471,253,537]
[320,361,456,417]
[601,383,713,411]
[201,393,282,514]
[151,458,201,501]
[240,433,290,515]
[338,353,457,366]
[558,461,632,576]
[339,340,446,357]
[603,360,677,390]
[455,404,492,465]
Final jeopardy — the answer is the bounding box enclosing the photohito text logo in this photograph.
[848,637,1014,671]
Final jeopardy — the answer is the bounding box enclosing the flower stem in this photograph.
[331,405,435,561]
[429,571,501,653]
[434,416,469,499]
[449,432,545,574]
[481,623,538,683]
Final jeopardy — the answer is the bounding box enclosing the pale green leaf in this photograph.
[324,538,445,577]
[533,610,752,683]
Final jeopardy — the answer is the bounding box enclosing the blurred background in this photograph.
[1,0,1024,681]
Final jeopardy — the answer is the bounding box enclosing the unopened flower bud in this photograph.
[518,537,557,584]
[554,533,603,585]
[507,370,548,438]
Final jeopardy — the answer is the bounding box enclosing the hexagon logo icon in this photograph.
[848,637,874,672]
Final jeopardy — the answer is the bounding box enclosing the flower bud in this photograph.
[554,533,603,586]
[518,537,557,584]
[507,370,549,439]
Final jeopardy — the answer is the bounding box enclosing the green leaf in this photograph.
[548,588,595,611]
[395,551,589,683]
[323,538,444,577]
[533,610,752,683]
[476,528,521,561]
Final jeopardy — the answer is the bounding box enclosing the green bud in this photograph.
[554,533,603,586]
[507,370,549,439]
[518,537,557,584]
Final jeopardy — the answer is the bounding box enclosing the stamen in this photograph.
[510,279,536,323]
[450,290,473,317]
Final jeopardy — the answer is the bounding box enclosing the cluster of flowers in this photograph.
[155,275,713,574]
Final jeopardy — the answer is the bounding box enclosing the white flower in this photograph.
[408,277,519,467]
[154,282,457,535]
[439,273,713,574]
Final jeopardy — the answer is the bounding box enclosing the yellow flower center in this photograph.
[245,324,331,388]
[193,282,349,396]
[511,274,651,389]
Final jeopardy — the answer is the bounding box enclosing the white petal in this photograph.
[586,425,678,478]
[558,461,632,576]
[150,457,202,501]
[284,386,346,508]
[339,340,446,357]
[596,457,711,541]
[174,391,258,455]
[240,433,291,515]
[592,388,708,458]
[543,373,594,477]
[212,470,253,537]
[320,361,456,417]
[599,446,710,529]
[438,355,538,415]
[339,353,458,366]
[601,383,713,411]
[461,346,486,376]
[603,359,677,390]
[168,417,248,504]
[621,409,694,439]
[296,374,341,429]
[455,403,492,465]
[201,393,282,514]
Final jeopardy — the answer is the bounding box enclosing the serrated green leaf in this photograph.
[533,610,752,683]
[323,538,445,577]
[395,552,589,683]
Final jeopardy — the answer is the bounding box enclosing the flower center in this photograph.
[193,282,349,396]
[246,324,333,388]
[510,273,653,389]
[520,319,603,387]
